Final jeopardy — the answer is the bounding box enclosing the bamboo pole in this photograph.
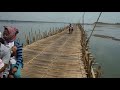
[29,31,31,44]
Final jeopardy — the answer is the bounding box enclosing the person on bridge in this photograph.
[68,23,73,34]
[2,26,23,78]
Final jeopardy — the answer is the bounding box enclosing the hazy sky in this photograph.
[0,12,120,23]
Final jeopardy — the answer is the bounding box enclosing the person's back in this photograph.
[69,24,73,34]
[0,43,11,78]
[69,24,71,28]
[69,24,71,34]
[0,32,5,44]
[71,25,73,33]
[0,59,4,78]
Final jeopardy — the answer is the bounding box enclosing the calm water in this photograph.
[84,24,120,78]
[0,21,68,45]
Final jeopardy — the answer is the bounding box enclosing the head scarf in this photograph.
[3,26,19,42]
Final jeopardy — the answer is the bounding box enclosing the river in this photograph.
[84,24,120,78]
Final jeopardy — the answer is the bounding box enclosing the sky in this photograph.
[0,12,120,23]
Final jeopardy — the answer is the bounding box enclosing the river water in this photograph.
[84,24,120,78]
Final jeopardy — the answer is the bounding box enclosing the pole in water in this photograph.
[86,12,102,46]
[82,12,85,30]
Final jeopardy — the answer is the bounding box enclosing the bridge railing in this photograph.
[77,23,102,78]
[22,26,67,47]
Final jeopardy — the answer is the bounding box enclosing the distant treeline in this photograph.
[78,22,120,25]
[0,20,69,24]
[79,22,120,25]
[1,20,120,25]
[93,22,120,25]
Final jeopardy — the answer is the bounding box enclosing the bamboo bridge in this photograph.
[21,24,101,78]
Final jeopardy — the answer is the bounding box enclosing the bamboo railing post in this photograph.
[29,31,31,44]
[35,30,36,41]
[31,28,33,43]
[24,33,27,46]
[95,66,102,78]
[26,36,29,45]
[39,29,40,39]
[78,23,101,78]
